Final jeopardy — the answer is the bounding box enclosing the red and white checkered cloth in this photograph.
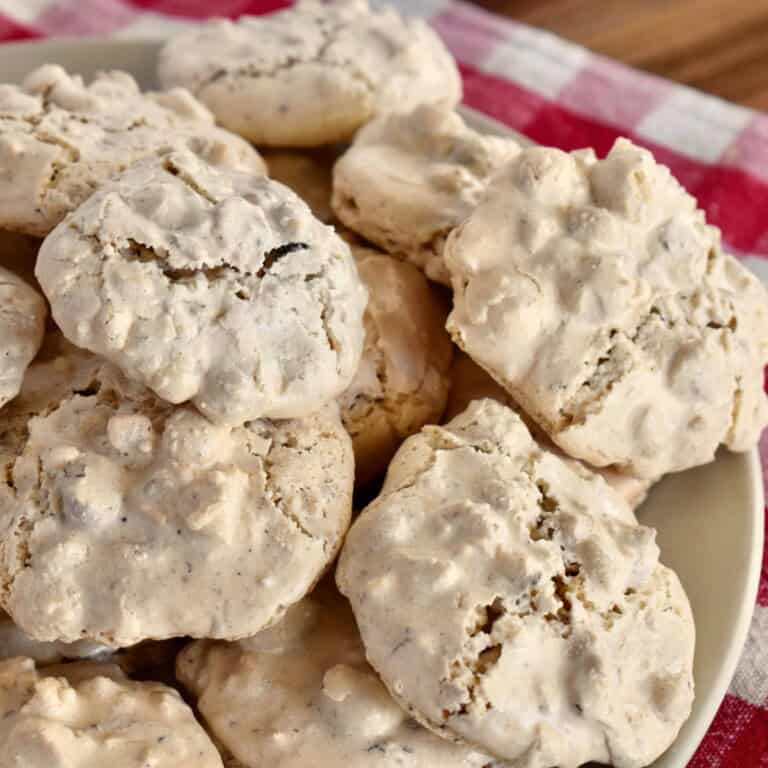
[1,0,767,764]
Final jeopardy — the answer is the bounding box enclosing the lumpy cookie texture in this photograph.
[446,138,768,477]
[36,149,368,425]
[177,589,502,768]
[157,0,461,147]
[0,266,46,410]
[0,349,354,647]
[333,105,520,284]
[339,246,453,485]
[337,399,695,768]
[0,65,265,236]
[0,657,223,767]
[445,353,654,510]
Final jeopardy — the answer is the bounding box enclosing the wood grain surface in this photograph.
[469,0,768,110]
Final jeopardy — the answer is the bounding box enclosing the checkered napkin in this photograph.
[1,0,767,764]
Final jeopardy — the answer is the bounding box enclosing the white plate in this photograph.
[0,37,763,768]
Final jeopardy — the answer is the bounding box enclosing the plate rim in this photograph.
[0,35,764,768]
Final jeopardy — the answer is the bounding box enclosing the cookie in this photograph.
[36,149,368,425]
[0,349,354,647]
[177,588,502,768]
[0,657,222,767]
[339,246,453,485]
[157,1,461,147]
[0,266,46,410]
[446,138,768,477]
[332,105,520,284]
[0,64,265,237]
[337,399,695,768]
[263,149,336,223]
[446,352,654,509]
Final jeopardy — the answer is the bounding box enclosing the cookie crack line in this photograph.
[558,295,741,432]
[195,12,378,99]
[261,452,319,547]
[161,156,219,205]
[116,237,310,286]
[439,452,630,724]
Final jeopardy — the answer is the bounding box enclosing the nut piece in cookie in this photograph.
[0,657,223,767]
[0,64,265,237]
[0,350,354,647]
[36,149,368,425]
[263,149,337,223]
[157,1,461,147]
[337,398,695,768]
[446,138,768,478]
[177,587,499,768]
[339,246,453,486]
[333,105,520,284]
[446,352,655,509]
[0,266,46,410]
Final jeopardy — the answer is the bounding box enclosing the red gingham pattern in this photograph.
[0,0,766,763]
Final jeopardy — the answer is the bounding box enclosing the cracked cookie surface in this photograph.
[337,398,695,768]
[333,106,519,285]
[445,353,654,509]
[0,266,46,410]
[0,345,354,647]
[177,587,502,768]
[36,149,368,425]
[339,246,453,486]
[157,0,461,147]
[0,64,265,237]
[446,138,768,477]
[0,657,222,767]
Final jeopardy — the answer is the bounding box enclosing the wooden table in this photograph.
[470,0,768,110]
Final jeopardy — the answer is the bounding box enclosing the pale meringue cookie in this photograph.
[0,64,265,236]
[0,657,223,767]
[338,398,695,768]
[0,266,46,410]
[177,588,503,768]
[446,138,768,478]
[333,105,520,284]
[36,150,368,425]
[157,0,461,147]
[339,245,453,486]
[0,343,354,647]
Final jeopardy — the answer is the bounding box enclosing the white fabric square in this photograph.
[482,26,589,99]
[636,86,752,162]
[729,604,768,707]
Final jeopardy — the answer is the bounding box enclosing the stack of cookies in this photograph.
[0,2,766,767]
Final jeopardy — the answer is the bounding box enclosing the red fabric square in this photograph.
[0,12,41,41]
[689,694,764,767]
[124,0,290,17]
